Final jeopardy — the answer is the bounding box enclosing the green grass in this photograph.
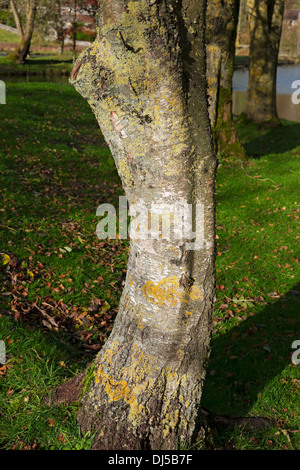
[0,77,299,450]
[0,29,19,44]
[0,315,94,450]
[201,115,300,450]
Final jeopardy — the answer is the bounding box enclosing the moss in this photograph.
[6,50,20,63]
[213,86,247,161]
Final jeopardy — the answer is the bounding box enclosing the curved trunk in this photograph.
[206,0,247,161]
[71,0,217,450]
[246,0,285,124]
[8,0,36,64]
[10,0,24,39]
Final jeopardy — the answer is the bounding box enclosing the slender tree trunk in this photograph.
[206,0,247,160]
[236,0,249,48]
[70,0,217,450]
[8,0,37,64]
[245,0,285,124]
[10,0,24,39]
[60,37,65,55]
[73,0,77,63]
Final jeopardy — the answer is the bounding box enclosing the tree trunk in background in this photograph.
[70,0,217,450]
[72,0,78,64]
[236,0,250,48]
[245,0,285,124]
[8,0,37,64]
[206,0,247,160]
[10,0,24,39]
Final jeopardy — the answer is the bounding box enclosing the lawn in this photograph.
[0,73,299,450]
[0,29,18,44]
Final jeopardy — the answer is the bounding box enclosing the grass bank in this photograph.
[0,29,18,44]
[0,78,299,450]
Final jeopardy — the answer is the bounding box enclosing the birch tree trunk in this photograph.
[245,0,285,124]
[70,0,217,450]
[206,0,247,160]
[8,0,37,64]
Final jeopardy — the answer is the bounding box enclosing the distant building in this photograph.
[0,1,98,32]
[0,1,98,47]
[63,0,97,31]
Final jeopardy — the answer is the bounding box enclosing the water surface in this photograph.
[233,65,300,122]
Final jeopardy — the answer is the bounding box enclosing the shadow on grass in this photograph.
[25,58,73,66]
[3,282,299,418]
[239,121,300,159]
[202,283,300,419]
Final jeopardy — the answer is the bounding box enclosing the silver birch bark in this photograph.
[70,0,217,450]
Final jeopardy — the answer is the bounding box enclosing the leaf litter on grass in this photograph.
[0,252,118,354]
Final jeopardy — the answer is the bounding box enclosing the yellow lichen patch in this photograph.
[118,156,134,188]
[124,344,158,383]
[142,276,202,306]
[189,284,202,301]
[95,364,136,404]
[142,276,182,306]
[176,348,184,361]
[162,409,180,439]
[94,343,160,427]
[182,311,193,325]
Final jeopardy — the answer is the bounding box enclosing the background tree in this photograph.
[70,0,217,450]
[206,0,247,160]
[7,0,37,64]
[245,0,285,124]
[41,0,68,55]
[67,0,98,62]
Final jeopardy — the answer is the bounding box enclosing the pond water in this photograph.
[233,64,300,122]
[2,63,300,122]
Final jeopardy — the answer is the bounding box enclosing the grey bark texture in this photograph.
[70,0,217,450]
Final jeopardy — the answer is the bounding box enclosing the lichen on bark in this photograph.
[70,0,217,450]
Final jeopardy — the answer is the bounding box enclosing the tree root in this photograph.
[45,373,275,434]
[44,369,86,406]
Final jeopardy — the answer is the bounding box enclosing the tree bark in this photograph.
[70,0,217,450]
[10,0,24,39]
[72,0,78,64]
[245,0,285,124]
[206,0,247,161]
[8,0,37,64]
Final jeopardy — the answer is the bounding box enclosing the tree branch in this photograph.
[10,0,24,40]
